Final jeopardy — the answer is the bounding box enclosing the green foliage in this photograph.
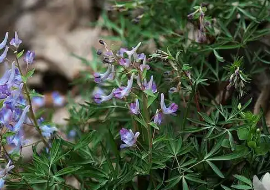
[3,0,270,190]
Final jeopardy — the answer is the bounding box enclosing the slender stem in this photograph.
[14,55,49,148]
[140,73,153,164]
[182,86,196,130]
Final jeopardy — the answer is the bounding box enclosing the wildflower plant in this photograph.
[1,0,270,190]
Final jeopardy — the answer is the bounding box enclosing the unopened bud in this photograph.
[99,39,105,45]
[187,13,194,20]
[163,71,171,76]
[103,57,111,64]
[169,87,178,94]
[235,67,240,75]
[97,49,102,55]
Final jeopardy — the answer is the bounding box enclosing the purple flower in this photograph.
[140,57,150,71]
[4,83,24,110]
[143,75,157,93]
[41,124,58,138]
[38,118,58,138]
[0,161,14,188]
[108,65,115,80]
[136,53,145,61]
[94,64,112,83]
[13,105,30,131]
[0,46,9,63]
[0,108,12,126]
[119,58,130,67]
[0,85,10,99]
[130,99,140,115]
[117,48,128,57]
[160,93,178,115]
[32,96,45,107]
[125,42,142,60]
[68,130,76,138]
[119,128,140,149]
[154,109,163,125]
[10,31,22,48]
[169,87,178,94]
[0,62,21,87]
[117,42,142,66]
[24,50,35,65]
[93,89,115,104]
[0,178,4,189]
[114,74,134,99]
[6,129,28,151]
[0,32,8,50]
[52,91,65,106]
[6,62,16,88]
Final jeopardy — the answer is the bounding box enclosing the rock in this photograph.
[31,26,101,79]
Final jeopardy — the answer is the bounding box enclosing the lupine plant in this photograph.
[1,0,270,190]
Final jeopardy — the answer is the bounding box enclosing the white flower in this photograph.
[253,172,270,190]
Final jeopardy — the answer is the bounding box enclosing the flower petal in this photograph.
[0,46,9,63]
[0,32,8,50]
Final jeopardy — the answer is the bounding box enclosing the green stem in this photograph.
[181,86,196,131]
[15,55,49,148]
[142,94,153,163]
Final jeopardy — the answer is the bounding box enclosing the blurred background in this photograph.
[0,0,111,129]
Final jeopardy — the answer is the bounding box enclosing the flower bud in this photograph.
[99,39,105,45]
[97,49,102,55]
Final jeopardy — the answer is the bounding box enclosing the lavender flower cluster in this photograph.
[0,32,56,188]
[0,32,31,153]
[92,41,178,148]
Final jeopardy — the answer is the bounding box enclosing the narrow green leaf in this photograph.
[148,121,159,130]
[55,166,82,177]
[208,150,248,161]
[74,131,95,150]
[147,93,159,108]
[198,112,215,125]
[50,140,61,164]
[16,50,24,59]
[237,7,258,23]
[182,177,189,190]
[206,161,225,178]
[213,50,224,62]
[204,134,225,159]
[233,175,252,186]
[144,89,156,97]
[185,174,206,184]
[107,127,120,168]
[231,184,252,190]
